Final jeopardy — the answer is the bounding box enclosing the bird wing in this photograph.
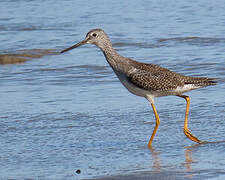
[126,61,185,92]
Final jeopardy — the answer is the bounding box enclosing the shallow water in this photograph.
[1,0,225,179]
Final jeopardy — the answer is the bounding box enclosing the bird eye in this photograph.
[92,33,97,37]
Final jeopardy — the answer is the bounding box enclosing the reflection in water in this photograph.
[185,147,194,172]
[148,146,161,172]
[184,141,225,178]
[148,146,195,173]
[184,144,201,180]
[147,144,211,178]
[184,145,198,179]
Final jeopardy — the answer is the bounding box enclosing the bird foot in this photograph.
[184,128,202,144]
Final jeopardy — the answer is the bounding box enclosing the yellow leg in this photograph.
[178,95,202,143]
[148,102,160,147]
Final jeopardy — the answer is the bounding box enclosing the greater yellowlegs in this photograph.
[61,28,216,147]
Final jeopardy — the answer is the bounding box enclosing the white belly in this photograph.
[113,70,198,98]
[114,70,152,97]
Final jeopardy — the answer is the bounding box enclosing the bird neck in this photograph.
[99,42,124,69]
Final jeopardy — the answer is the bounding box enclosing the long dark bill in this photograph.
[60,38,88,53]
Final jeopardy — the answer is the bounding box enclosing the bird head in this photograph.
[61,28,111,53]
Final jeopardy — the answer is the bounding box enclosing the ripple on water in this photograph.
[158,37,225,46]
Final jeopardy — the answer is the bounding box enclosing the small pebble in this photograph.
[76,169,81,174]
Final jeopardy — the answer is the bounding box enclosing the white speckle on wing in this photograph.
[128,67,138,74]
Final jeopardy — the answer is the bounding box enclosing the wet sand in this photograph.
[0,49,58,64]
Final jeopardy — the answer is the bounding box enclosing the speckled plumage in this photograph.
[61,28,217,146]
[125,59,216,94]
[67,28,216,98]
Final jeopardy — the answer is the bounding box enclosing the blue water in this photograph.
[1,0,225,179]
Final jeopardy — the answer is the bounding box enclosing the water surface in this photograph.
[1,0,225,179]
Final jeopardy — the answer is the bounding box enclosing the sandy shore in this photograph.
[0,49,58,64]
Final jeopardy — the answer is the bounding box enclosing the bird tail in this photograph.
[184,77,218,87]
[206,78,218,85]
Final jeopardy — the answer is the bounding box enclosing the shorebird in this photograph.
[61,28,216,147]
